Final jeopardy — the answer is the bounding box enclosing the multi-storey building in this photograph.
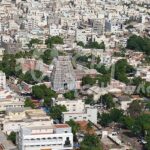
[17,124,73,150]
[55,99,85,112]
[62,107,97,124]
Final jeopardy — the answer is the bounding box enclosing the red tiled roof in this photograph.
[76,120,88,127]
[55,124,69,128]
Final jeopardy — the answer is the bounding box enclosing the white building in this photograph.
[49,24,62,36]
[0,71,6,89]
[62,107,97,124]
[17,124,73,150]
[55,99,85,112]
[75,28,92,44]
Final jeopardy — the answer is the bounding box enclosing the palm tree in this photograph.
[66,119,80,135]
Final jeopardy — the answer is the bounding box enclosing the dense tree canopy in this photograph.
[114,59,135,84]
[0,51,38,79]
[77,41,85,47]
[50,104,67,120]
[24,98,35,108]
[84,95,94,104]
[63,90,76,100]
[32,84,57,107]
[127,35,150,55]
[99,112,112,127]
[80,134,103,150]
[97,74,111,87]
[132,76,143,86]
[110,108,123,122]
[66,119,80,135]
[122,113,150,149]
[77,41,105,50]
[45,36,64,48]
[122,116,135,130]
[82,75,96,86]
[99,108,123,127]
[94,64,110,75]
[27,38,42,48]
[22,70,42,84]
[85,41,105,49]
[101,94,115,109]
[41,49,58,65]
[0,53,19,77]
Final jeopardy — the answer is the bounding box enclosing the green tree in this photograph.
[132,114,150,136]
[128,101,142,118]
[100,113,112,127]
[127,35,150,55]
[63,91,75,100]
[85,41,105,49]
[110,108,123,122]
[145,131,150,150]
[22,70,42,84]
[32,85,45,99]
[0,51,35,79]
[122,116,135,130]
[45,36,64,48]
[84,95,94,104]
[43,75,50,82]
[28,38,42,48]
[66,119,80,135]
[145,101,150,111]
[114,59,135,84]
[97,74,110,87]
[41,49,58,65]
[101,94,115,109]
[32,84,57,100]
[77,41,85,47]
[7,132,16,144]
[24,98,35,108]
[94,64,110,75]
[82,75,96,86]
[0,53,17,77]
[126,25,134,29]
[50,104,67,120]
[142,82,150,97]
[80,134,102,150]
[132,76,143,86]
